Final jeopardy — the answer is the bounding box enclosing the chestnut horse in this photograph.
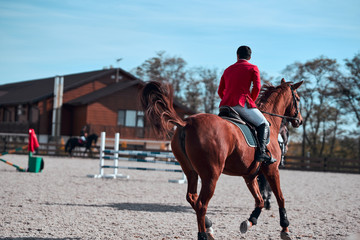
[141,79,303,240]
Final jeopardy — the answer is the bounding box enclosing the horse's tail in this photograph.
[140,81,186,137]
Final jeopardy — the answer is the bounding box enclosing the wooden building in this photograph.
[0,68,194,142]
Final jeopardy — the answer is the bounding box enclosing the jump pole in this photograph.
[0,145,28,157]
[0,158,26,172]
[87,132,129,179]
[0,145,28,172]
[88,132,186,183]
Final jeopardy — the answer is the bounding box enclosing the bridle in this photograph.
[260,85,300,121]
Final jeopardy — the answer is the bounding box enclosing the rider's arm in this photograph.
[250,66,261,101]
[218,75,226,99]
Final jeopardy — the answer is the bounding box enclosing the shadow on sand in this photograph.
[42,201,192,213]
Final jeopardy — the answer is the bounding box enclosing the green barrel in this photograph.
[28,152,44,173]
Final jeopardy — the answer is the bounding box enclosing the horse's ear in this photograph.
[281,78,286,84]
[292,81,304,90]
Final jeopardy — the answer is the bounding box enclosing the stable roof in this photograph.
[0,68,137,105]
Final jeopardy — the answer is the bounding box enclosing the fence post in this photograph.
[99,132,106,176]
[323,157,327,172]
[114,133,120,176]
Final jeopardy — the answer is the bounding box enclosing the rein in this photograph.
[260,111,299,121]
[260,85,300,121]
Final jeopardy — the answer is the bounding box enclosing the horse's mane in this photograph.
[256,82,292,109]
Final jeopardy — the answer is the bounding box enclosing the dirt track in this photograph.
[1,155,360,240]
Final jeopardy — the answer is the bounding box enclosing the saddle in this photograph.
[218,106,269,148]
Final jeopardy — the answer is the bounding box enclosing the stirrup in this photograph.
[256,149,276,165]
[264,157,277,165]
[263,149,277,165]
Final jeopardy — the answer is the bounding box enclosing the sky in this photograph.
[0,0,359,85]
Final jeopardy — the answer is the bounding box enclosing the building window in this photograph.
[3,108,11,122]
[118,110,125,125]
[137,111,144,128]
[118,110,144,128]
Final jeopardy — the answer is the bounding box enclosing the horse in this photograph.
[140,78,303,240]
[65,133,98,156]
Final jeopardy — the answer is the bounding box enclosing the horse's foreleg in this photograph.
[264,168,291,239]
[241,176,264,234]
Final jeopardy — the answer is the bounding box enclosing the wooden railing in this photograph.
[0,138,170,159]
[280,156,360,174]
[0,141,97,158]
[1,140,359,174]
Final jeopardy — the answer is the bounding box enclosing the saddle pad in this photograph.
[225,119,270,148]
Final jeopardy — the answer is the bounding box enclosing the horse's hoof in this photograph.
[206,232,215,240]
[240,220,251,234]
[198,232,208,240]
[280,230,291,240]
[265,201,271,210]
[206,226,214,234]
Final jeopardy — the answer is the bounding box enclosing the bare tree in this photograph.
[198,67,219,114]
[328,52,360,159]
[185,71,202,112]
[282,56,341,157]
[183,67,220,113]
[329,52,360,125]
[260,71,274,85]
[134,51,187,100]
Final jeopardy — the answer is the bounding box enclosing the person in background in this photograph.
[79,125,88,144]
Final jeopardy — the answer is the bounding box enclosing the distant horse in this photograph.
[258,119,289,210]
[65,134,98,156]
[141,79,303,240]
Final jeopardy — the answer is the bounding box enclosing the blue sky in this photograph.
[0,0,359,85]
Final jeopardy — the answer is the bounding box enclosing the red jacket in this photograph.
[28,129,39,152]
[218,60,261,108]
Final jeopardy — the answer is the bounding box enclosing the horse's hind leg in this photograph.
[185,170,199,208]
[265,181,272,210]
[258,173,272,210]
[257,173,267,207]
[240,176,264,234]
[194,175,219,240]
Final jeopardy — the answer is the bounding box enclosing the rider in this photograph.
[218,45,274,163]
[79,125,88,145]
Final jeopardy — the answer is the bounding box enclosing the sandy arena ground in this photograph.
[1,154,360,240]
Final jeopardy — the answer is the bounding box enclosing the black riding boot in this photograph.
[255,123,275,164]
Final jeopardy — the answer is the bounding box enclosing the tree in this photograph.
[198,67,219,114]
[185,70,202,112]
[134,51,187,101]
[328,52,360,126]
[133,51,220,113]
[327,52,360,160]
[184,67,220,113]
[260,71,274,85]
[282,56,342,157]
